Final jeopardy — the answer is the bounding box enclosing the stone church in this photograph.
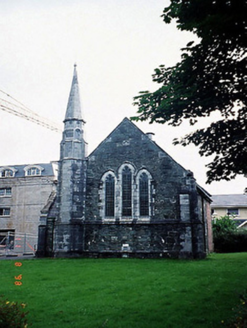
[37,65,213,259]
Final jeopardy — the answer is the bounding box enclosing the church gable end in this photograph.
[86,118,191,222]
[83,117,207,258]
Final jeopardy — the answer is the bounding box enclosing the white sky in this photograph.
[0,0,245,195]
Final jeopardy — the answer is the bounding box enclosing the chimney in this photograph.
[146,132,155,140]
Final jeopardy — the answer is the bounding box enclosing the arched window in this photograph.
[105,174,115,217]
[24,165,43,177]
[136,169,153,219]
[122,166,132,216]
[139,172,149,216]
[1,169,14,178]
[75,128,81,140]
[99,171,116,220]
[0,167,16,178]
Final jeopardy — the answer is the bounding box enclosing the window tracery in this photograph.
[100,164,153,221]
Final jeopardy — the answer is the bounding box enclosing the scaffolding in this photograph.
[0,231,37,257]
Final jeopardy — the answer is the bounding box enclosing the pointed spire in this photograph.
[64,64,84,122]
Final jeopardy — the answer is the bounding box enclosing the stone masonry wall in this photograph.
[86,119,189,222]
[83,222,192,258]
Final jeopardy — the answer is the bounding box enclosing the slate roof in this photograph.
[211,194,247,207]
[0,162,57,178]
[197,185,212,202]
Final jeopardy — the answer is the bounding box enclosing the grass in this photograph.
[0,253,247,328]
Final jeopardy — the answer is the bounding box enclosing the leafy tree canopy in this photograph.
[132,0,246,183]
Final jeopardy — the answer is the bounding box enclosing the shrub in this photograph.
[213,216,237,239]
[213,217,247,253]
[0,296,29,328]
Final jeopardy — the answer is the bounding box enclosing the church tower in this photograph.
[56,64,87,224]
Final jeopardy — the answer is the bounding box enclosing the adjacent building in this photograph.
[0,163,57,253]
[211,194,247,227]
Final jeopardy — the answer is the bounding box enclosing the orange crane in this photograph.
[0,90,62,133]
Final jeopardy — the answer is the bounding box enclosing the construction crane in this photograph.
[0,90,63,133]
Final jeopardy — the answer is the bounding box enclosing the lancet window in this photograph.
[105,174,115,217]
[122,166,132,217]
[139,172,149,216]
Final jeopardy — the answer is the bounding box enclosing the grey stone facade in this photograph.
[37,66,213,259]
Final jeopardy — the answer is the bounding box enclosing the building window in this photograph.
[137,169,153,218]
[26,168,41,176]
[139,173,149,216]
[105,174,115,217]
[65,129,74,138]
[122,166,132,216]
[227,208,239,216]
[75,129,81,139]
[0,188,11,197]
[100,171,116,220]
[24,165,43,176]
[0,169,14,178]
[0,208,10,216]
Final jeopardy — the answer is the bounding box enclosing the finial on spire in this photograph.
[74,63,77,68]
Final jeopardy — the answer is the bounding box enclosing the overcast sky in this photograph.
[0,0,245,195]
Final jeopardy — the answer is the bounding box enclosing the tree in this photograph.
[132,0,246,183]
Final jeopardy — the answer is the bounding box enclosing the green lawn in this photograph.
[0,253,247,328]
